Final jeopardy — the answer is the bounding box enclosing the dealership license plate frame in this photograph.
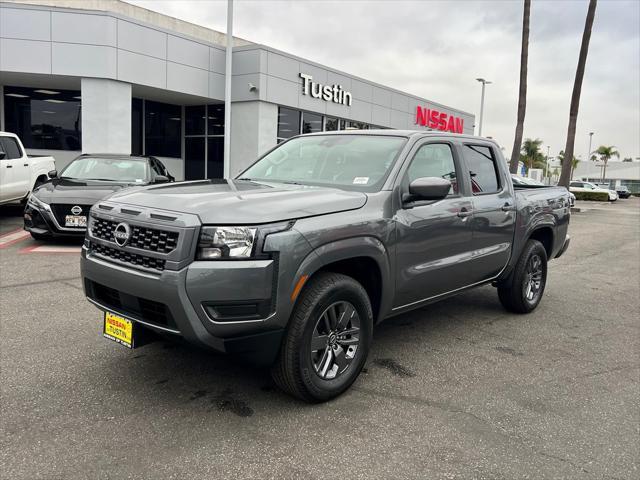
[65,215,87,227]
[103,311,135,348]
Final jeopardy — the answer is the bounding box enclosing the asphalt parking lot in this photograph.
[1,199,638,479]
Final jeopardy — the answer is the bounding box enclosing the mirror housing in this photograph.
[0,152,6,160]
[153,175,170,184]
[406,177,451,202]
[48,170,58,178]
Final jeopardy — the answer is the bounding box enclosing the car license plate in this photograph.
[104,311,134,348]
[65,215,87,227]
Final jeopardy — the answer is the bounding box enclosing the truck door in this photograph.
[0,136,29,201]
[461,143,516,281]
[393,141,475,310]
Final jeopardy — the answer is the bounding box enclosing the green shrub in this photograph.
[573,191,610,201]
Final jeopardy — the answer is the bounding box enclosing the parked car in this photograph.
[569,181,618,201]
[24,154,174,240]
[0,131,56,205]
[81,131,570,402]
[616,186,632,199]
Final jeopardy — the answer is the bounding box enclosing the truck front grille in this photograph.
[90,242,166,271]
[91,218,179,254]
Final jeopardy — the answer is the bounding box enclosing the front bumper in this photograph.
[24,203,86,237]
[81,246,286,365]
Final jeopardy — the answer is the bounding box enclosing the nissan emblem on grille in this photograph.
[71,205,82,215]
[113,222,131,247]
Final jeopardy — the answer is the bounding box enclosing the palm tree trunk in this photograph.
[602,159,607,181]
[509,0,530,174]
[558,0,597,187]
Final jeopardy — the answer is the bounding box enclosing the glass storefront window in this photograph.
[343,120,369,130]
[185,105,206,136]
[145,100,182,158]
[207,137,224,179]
[207,105,225,136]
[185,137,205,180]
[277,107,301,141]
[4,86,81,150]
[325,117,339,131]
[302,112,323,134]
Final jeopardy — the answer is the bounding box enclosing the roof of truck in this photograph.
[301,129,500,145]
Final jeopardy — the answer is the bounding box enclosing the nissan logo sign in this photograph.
[113,222,131,247]
[70,205,83,215]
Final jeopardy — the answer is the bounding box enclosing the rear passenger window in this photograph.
[406,143,458,194]
[464,145,500,194]
[1,137,22,160]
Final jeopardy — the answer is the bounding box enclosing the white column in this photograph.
[230,101,277,176]
[81,78,131,154]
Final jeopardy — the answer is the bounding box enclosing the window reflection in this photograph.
[4,86,81,150]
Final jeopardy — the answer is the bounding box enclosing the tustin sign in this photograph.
[300,73,352,106]
[415,106,464,133]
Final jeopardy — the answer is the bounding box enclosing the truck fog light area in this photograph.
[198,247,223,260]
[196,226,257,260]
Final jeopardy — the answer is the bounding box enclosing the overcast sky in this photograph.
[129,0,640,162]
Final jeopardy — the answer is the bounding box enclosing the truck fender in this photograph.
[290,236,393,324]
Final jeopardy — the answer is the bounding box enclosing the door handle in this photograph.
[23,163,29,167]
[457,208,472,218]
[6,165,12,169]
[501,203,513,211]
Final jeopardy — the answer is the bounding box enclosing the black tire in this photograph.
[497,239,548,314]
[271,272,373,402]
[30,232,49,241]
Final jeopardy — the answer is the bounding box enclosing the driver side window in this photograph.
[406,143,458,194]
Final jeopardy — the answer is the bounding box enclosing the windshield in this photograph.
[61,157,149,183]
[240,134,408,192]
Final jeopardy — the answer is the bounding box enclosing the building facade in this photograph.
[0,0,475,180]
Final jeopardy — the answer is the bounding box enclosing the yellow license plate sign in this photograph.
[104,311,134,348]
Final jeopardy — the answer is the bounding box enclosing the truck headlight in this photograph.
[197,226,257,260]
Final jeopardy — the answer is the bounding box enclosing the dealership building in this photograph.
[0,0,475,180]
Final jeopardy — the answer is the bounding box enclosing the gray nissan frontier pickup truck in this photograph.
[81,131,570,402]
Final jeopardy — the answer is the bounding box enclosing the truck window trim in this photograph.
[462,143,504,197]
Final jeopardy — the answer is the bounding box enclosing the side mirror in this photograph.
[0,152,6,160]
[48,170,58,178]
[406,177,451,202]
[153,175,170,184]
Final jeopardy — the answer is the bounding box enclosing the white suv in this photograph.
[569,181,618,201]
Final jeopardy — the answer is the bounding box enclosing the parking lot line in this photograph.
[0,229,30,249]
[19,245,82,254]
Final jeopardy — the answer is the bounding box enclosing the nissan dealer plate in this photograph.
[65,215,87,227]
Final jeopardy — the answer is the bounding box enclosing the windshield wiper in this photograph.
[281,180,302,185]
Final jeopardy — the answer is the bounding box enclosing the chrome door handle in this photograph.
[501,203,513,211]
[457,208,472,218]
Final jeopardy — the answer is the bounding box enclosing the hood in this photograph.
[106,180,368,224]
[33,178,135,205]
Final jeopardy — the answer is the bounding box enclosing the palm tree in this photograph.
[558,150,581,179]
[509,0,531,174]
[520,138,546,171]
[558,0,598,187]
[594,145,619,180]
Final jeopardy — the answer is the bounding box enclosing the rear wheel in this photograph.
[498,239,547,313]
[271,272,372,402]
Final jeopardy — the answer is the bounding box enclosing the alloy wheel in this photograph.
[310,301,360,380]
[523,253,544,302]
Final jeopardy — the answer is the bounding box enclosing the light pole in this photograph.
[546,145,551,184]
[476,78,492,137]
[587,131,594,181]
[223,0,234,179]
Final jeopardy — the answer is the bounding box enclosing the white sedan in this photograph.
[569,181,618,201]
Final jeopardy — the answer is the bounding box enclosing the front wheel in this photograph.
[497,239,548,313]
[271,272,373,402]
